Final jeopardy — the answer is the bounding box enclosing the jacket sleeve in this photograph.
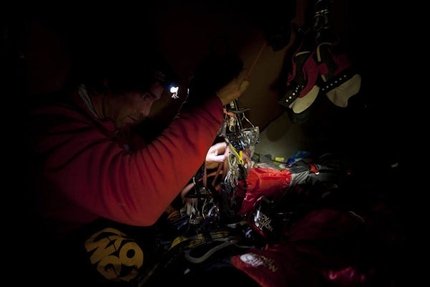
[29,96,224,226]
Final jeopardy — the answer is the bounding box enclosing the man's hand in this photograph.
[216,69,249,106]
[205,142,228,169]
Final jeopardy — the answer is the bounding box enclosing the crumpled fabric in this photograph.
[232,209,370,287]
[236,167,292,215]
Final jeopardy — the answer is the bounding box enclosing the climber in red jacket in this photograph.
[20,41,249,283]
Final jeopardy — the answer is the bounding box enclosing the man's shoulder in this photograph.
[27,89,92,121]
[24,90,102,135]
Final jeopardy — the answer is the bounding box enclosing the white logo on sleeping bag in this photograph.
[239,252,278,272]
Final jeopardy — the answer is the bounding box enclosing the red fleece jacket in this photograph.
[25,90,223,237]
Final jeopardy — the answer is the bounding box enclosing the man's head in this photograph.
[74,48,179,129]
[100,80,166,129]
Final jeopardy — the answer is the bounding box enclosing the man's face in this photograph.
[108,82,165,129]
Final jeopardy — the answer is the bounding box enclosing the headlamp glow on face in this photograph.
[153,70,179,99]
[161,81,179,99]
[153,69,180,99]
[169,85,179,99]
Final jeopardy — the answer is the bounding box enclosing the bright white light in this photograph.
[170,86,178,94]
[170,86,179,99]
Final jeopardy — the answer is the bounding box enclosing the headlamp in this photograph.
[153,69,180,99]
[169,85,180,99]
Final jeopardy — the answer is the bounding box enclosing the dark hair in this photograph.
[67,48,178,96]
[64,21,179,95]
